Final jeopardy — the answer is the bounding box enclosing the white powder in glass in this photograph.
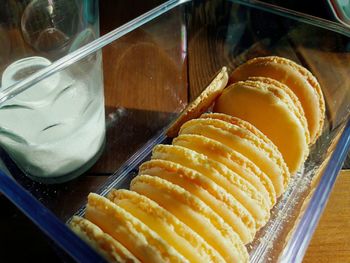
[0,56,105,178]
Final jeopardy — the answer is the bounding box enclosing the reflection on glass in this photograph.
[21,0,80,54]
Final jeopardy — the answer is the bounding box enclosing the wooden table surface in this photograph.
[304,170,350,262]
[0,1,349,262]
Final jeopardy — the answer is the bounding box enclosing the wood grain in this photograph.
[303,170,350,262]
[103,39,186,112]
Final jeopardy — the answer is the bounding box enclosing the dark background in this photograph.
[0,0,348,262]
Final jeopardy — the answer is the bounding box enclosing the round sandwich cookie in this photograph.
[107,189,224,263]
[202,112,291,154]
[229,56,325,143]
[201,112,290,189]
[152,143,269,217]
[248,77,309,142]
[130,175,249,263]
[69,216,140,263]
[85,193,187,263]
[179,116,289,196]
[152,144,270,209]
[173,134,274,222]
[139,159,255,244]
[214,78,309,174]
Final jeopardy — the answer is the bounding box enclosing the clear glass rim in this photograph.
[326,0,350,27]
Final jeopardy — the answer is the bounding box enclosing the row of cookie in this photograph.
[69,112,288,262]
[69,56,326,262]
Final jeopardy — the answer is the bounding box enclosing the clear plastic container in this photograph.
[0,0,349,262]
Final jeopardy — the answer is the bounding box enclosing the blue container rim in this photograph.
[0,171,106,262]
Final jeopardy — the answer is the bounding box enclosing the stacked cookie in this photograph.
[215,57,325,174]
[70,56,325,262]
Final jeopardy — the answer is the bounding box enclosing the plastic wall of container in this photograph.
[0,0,349,262]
